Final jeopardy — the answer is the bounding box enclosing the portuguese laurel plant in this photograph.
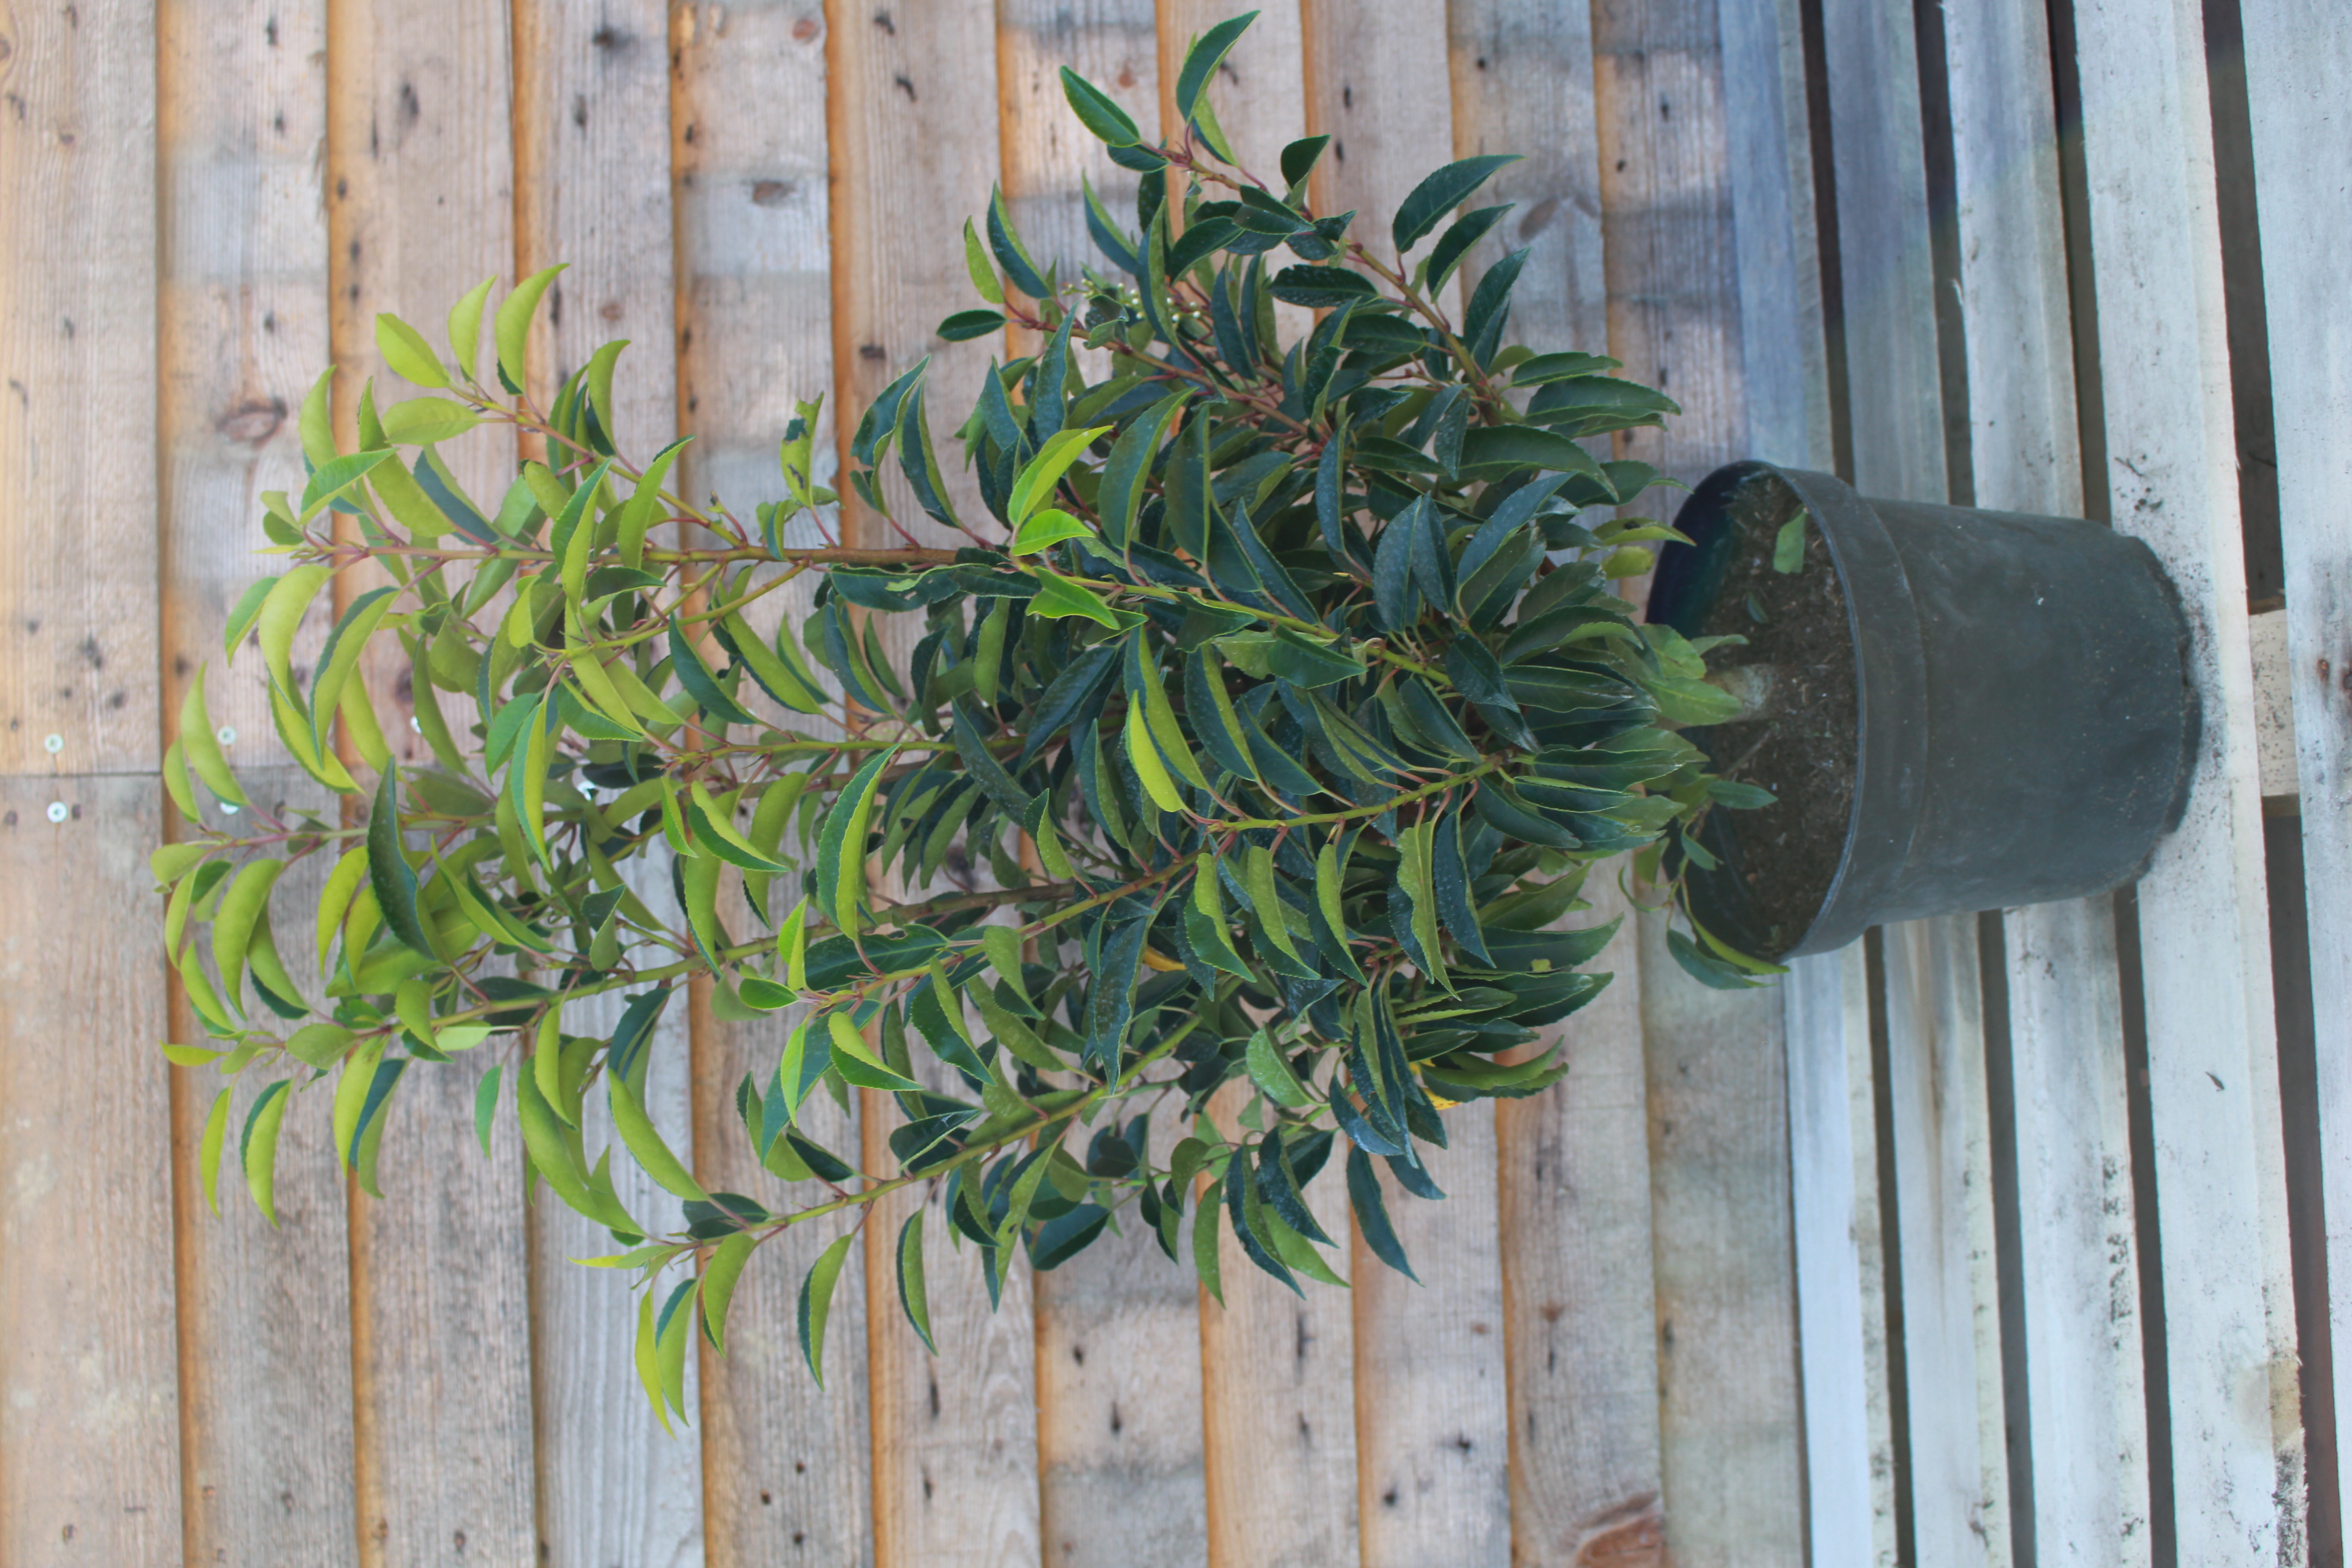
[158,15,1778,1416]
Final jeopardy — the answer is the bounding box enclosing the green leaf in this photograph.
[1426,203,1512,294]
[1010,423,1113,525]
[240,1079,293,1226]
[1269,265,1377,308]
[1175,11,1258,122]
[199,1085,233,1216]
[495,264,567,394]
[1245,1029,1313,1109]
[826,1011,924,1093]
[1455,424,1607,480]
[1773,509,1811,573]
[1060,66,1142,145]
[379,397,479,447]
[1191,1174,1226,1305]
[986,184,1051,300]
[369,768,435,956]
[815,747,896,938]
[655,1277,696,1420]
[299,448,392,523]
[1028,571,1127,628]
[1096,391,1188,548]
[897,1212,936,1354]
[610,1066,712,1201]
[446,276,496,383]
[1009,506,1094,557]
[1347,1146,1418,1281]
[474,1064,502,1158]
[798,1231,858,1386]
[1392,154,1521,254]
[1667,926,1767,990]
[221,576,278,659]
[702,1232,757,1356]
[634,1286,669,1433]
[376,314,450,387]
[938,308,1007,342]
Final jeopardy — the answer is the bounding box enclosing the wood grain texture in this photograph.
[167,772,359,1568]
[1298,0,1452,278]
[862,1080,1042,1568]
[1940,0,2151,1553]
[1880,918,2015,1563]
[1198,1086,1359,1568]
[2240,0,2352,1537]
[0,779,182,1563]
[1594,4,1805,1561]
[0,0,160,774]
[1446,1,1609,365]
[693,1004,875,1568]
[1785,944,1897,1567]
[1351,1105,1512,1567]
[1494,880,1665,1567]
[510,9,704,1563]
[157,0,332,774]
[529,859,704,1568]
[1033,1106,1207,1568]
[2071,0,2303,1557]
[324,5,537,1563]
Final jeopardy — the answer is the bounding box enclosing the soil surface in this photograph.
[1690,474,1858,953]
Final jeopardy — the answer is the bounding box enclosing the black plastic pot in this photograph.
[1646,461,2198,960]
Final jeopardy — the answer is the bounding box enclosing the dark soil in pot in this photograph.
[1676,473,1856,956]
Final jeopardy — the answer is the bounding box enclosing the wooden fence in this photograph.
[0,0,2340,1563]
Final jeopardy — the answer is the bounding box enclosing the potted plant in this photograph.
[1647,461,2196,958]
[154,17,1833,1414]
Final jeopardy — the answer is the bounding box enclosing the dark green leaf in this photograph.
[1060,67,1141,145]
[1392,154,1521,254]
[1175,11,1259,122]
[1348,1147,1418,1281]
[1268,265,1377,309]
[368,768,435,957]
[1426,203,1512,294]
[938,308,1008,342]
[798,1231,858,1386]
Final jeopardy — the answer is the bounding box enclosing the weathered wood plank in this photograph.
[1819,1,2021,1555]
[1940,0,2151,1554]
[995,0,1160,303]
[2070,0,2302,1556]
[325,6,537,1563]
[510,7,704,1562]
[155,7,361,1557]
[668,9,875,1565]
[1785,943,1897,1567]
[2240,0,2352,1539]
[0,0,160,773]
[528,865,703,1568]
[1594,3,1807,1560]
[1198,1086,1360,1567]
[0,780,181,1564]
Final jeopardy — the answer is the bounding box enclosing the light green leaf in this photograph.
[897,1212,936,1354]
[609,1059,712,1203]
[241,1079,293,1226]
[380,397,478,446]
[702,1232,757,1356]
[1009,424,1113,525]
[474,1064,502,1157]
[199,1085,233,1215]
[1246,1029,1313,1109]
[447,276,496,383]
[495,264,567,393]
[1010,506,1095,556]
[375,313,450,388]
[1026,571,1125,627]
[1773,509,1810,573]
[798,1231,858,1387]
[962,218,1004,305]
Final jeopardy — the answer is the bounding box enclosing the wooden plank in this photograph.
[826,10,1041,1566]
[1444,11,1671,1562]
[0,778,182,1563]
[0,0,160,774]
[988,13,1209,1564]
[1818,1,2023,1555]
[1289,10,1514,1563]
[167,776,357,1566]
[1198,1087,1360,1567]
[528,862,704,1568]
[1785,943,1897,1566]
[154,6,360,1556]
[324,7,537,1563]
[1593,4,1808,1560]
[1032,1105,1206,1568]
[2240,0,2352,1535]
[2068,0,2302,1555]
[1938,0,2152,1554]
[508,7,703,1562]
[668,9,875,1565]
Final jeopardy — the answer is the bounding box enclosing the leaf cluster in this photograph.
[155,16,1780,1418]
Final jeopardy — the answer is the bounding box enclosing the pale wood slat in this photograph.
[324,5,537,1562]
[1818,0,2020,1554]
[668,7,876,1565]
[0,0,159,773]
[1594,3,1808,1559]
[828,8,1041,1566]
[154,5,362,1561]
[2070,0,2301,1555]
[1446,8,1671,1560]
[2240,0,2352,1536]
[508,6,704,1561]
[1940,0,2151,1553]
[988,10,1211,1565]
[1289,7,1515,1563]
[0,780,181,1563]
[1786,943,1897,1566]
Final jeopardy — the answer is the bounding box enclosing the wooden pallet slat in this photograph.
[2068,0,2300,1556]
[324,5,538,1563]
[1939,0,2152,1556]
[2239,0,2352,1543]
